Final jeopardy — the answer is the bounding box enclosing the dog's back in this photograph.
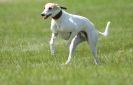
[56,10,95,32]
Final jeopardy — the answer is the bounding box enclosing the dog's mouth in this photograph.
[42,14,52,19]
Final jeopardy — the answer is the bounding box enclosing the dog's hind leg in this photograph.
[87,29,100,64]
[65,32,86,64]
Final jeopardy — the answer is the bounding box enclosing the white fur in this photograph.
[41,3,111,64]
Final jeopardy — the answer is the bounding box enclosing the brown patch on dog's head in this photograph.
[44,3,67,11]
[45,3,58,9]
[41,3,67,19]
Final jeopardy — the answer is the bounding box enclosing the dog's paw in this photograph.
[94,60,101,65]
[50,51,55,55]
[61,62,70,66]
[51,53,55,56]
[65,60,71,65]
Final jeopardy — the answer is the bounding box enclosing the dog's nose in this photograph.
[41,13,45,16]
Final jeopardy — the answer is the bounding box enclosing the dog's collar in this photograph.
[52,10,62,20]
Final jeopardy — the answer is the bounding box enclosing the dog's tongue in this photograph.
[44,14,52,19]
[44,16,49,19]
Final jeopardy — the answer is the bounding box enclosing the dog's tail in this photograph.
[98,21,111,37]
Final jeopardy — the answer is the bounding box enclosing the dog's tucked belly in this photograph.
[58,32,71,40]
[58,31,87,40]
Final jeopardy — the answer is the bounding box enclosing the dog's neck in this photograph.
[52,10,62,20]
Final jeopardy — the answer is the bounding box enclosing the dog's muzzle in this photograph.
[41,13,52,19]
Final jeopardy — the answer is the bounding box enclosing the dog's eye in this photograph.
[49,7,52,10]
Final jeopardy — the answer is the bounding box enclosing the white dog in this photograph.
[41,3,111,64]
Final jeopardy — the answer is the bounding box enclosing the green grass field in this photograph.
[0,0,133,85]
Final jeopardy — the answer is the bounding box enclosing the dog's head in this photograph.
[41,3,67,19]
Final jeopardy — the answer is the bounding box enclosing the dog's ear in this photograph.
[60,6,67,10]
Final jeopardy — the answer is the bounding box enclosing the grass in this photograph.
[0,0,133,85]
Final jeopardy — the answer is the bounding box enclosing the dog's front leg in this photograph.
[50,33,58,55]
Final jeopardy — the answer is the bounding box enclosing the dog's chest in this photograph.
[55,19,76,32]
[55,22,72,40]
